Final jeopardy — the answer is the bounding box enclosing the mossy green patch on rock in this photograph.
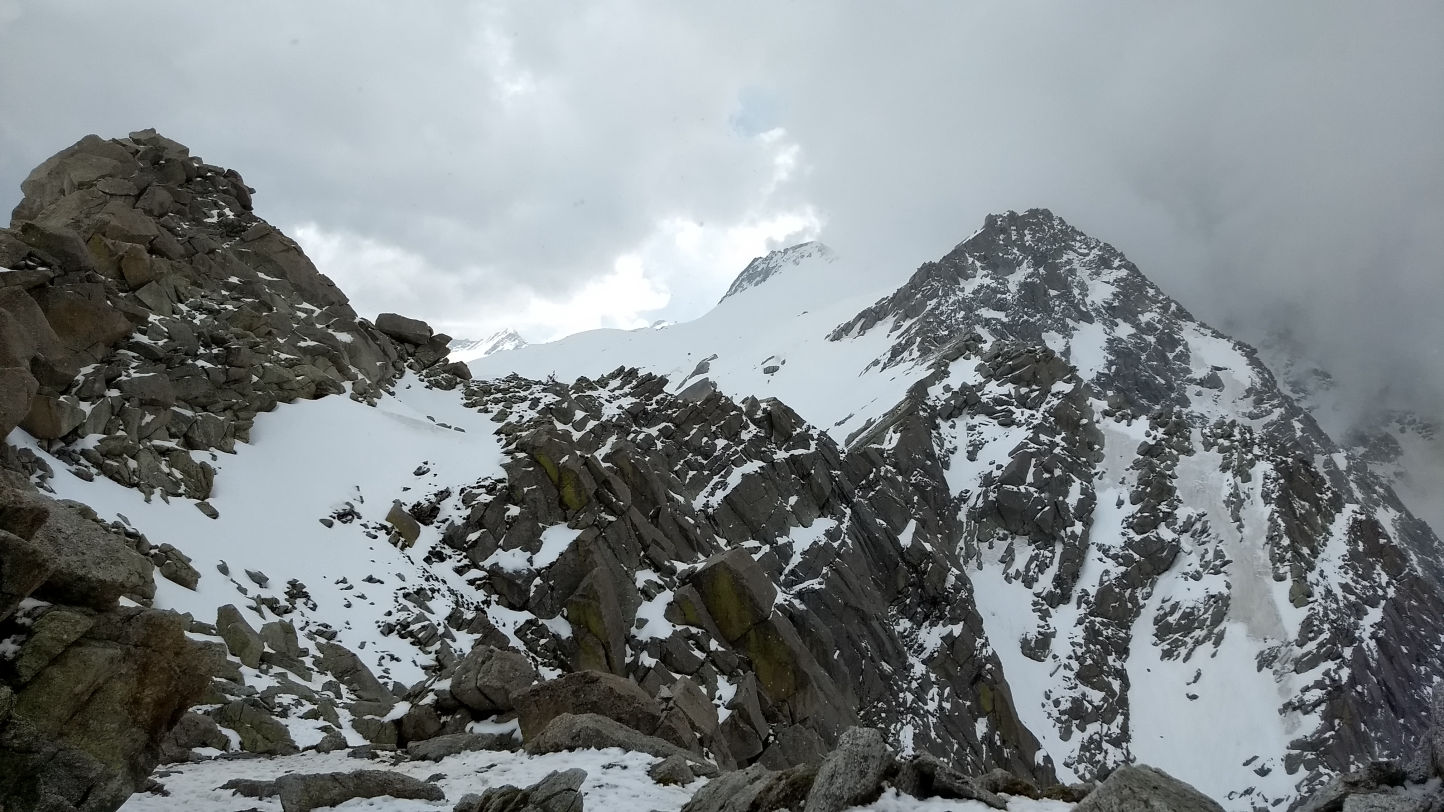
[691,548,777,644]
[559,466,589,512]
[739,622,804,701]
[978,681,995,715]
[13,606,94,683]
[532,451,560,485]
[566,593,615,673]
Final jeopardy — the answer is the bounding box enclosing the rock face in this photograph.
[0,474,210,812]
[1290,691,1444,812]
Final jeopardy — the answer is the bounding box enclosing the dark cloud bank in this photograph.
[2,1,1440,421]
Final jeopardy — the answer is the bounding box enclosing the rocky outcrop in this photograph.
[1,129,410,500]
[406,366,1048,779]
[376,311,455,372]
[449,643,538,714]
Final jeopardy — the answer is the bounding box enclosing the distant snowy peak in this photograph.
[450,328,529,362]
[719,240,836,302]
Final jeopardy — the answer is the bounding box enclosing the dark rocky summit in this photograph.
[0,129,455,501]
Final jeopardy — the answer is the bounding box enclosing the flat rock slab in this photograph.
[274,769,444,812]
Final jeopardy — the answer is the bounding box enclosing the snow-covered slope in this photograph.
[467,241,920,444]
[13,374,507,694]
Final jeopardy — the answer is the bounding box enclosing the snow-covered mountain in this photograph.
[450,328,529,363]
[2,133,1440,812]
[469,209,1444,806]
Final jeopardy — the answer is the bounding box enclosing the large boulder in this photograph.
[454,768,586,812]
[19,394,86,439]
[682,763,817,812]
[681,548,777,643]
[213,698,298,756]
[892,753,1007,808]
[159,711,230,763]
[0,604,210,811]
[405,731,517,762]
[385,500,421,547]
[1075,765,1224,812]
[2,484,154,609]
[449,644,539,714]
[215,604,264,669]
[524,712,695,762]
[513,670,692,749]
[375,312,433,346]
[315,640,393,704]
[0,366,37,439]
[802,727,893,812]
[272,770,444,812]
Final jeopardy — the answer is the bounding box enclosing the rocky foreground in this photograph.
[2,131,1443,811]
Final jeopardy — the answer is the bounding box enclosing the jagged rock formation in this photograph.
[0,131,462,810]
[0,129,434,502]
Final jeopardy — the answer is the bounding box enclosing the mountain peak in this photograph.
[450,328,528,362]
[719,240,835,302]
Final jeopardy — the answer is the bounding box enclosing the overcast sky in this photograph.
[1,2,1440,418]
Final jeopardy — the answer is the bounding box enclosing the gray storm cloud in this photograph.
[1,1,1439,418]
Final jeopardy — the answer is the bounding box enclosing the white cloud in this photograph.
[2,1,1441,412]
